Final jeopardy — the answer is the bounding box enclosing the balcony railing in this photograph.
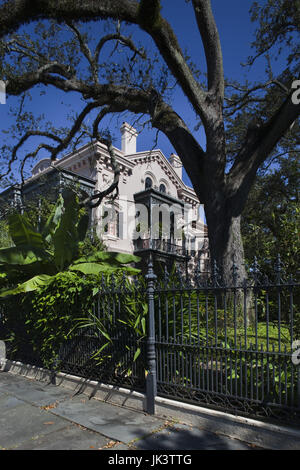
[134,238,186,257]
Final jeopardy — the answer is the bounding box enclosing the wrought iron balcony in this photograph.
[134,238,187,257]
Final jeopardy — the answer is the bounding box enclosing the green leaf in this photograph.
[77,213,89,242]
[92,287,99,296]
[8,213,44,248]
[92,342,110,358]
[101,330,112,343]
[0,245,49,266]
[142,304,148,315]
[112,252,141,264]
[141,317,146,335]
[1,259,56,280]
[69,262,140,275]
[134,314,141,329]
[52,192,80,270]
[73,251,141,265]
[133,348,141,361]
[0,274,53,297]
[69,262,117,275]
[41,194,64,244]
[228,370,240,380]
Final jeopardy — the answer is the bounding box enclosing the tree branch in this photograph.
[65,20,98,81]
[228,93,300,211]
[191,0,224,101]
[0,0,139,39]
[0,130,62,182]
[137,0,209,126]
[0,0,211,129]
[1,101,106,183]
[94,32,146,64]
[0,2,210,198]
[6,61,75,95]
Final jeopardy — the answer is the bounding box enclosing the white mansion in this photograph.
[4,123,209,272]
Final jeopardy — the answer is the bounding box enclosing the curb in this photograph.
[2,359,300,450]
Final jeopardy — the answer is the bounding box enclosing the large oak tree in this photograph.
[0,0,299,283]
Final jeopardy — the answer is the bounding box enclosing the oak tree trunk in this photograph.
[204,196,255,324]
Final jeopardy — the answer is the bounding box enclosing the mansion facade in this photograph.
[1,123,209,273]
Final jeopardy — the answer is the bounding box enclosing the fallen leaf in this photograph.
[41,402,58,410]
[100,441,119,449]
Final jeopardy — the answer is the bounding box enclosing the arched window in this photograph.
[102,205,122,238]
[102,208,109,233]
[145,177,152,189]
[159,183,166,193]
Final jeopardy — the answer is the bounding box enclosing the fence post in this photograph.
[145,253,157,414]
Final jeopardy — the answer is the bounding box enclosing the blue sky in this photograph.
[0,0,283,188]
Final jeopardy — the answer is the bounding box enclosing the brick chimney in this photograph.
[121,122,138,155]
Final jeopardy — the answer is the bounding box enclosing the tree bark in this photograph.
[203,190,257,324]
[205,202,246,284]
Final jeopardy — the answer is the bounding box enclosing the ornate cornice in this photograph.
[127,150,200,205]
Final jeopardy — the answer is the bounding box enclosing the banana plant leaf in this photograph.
[0,190,141,297]
[77,213,90,242]
[0,274,53,297]
[0,245,51,266]
[41,193,64,244]
[8,213,45,249]
[52,192,80,271]
[72,251,141,265]
[68,262,140,275]
[1,260,57,279]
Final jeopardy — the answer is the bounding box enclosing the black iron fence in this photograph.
[56,280,148,393]
[0,255,299,424]
[153,258,300,423]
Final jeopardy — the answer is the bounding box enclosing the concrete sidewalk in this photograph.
[0,371,258,451]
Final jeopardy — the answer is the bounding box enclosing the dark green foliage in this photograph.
[25,272,96,368]
[23,197,56,233]
[0,189,140,297]
[242,156,300,276]
[0,220,13,249]
[77,226,106,258]
[0,271,148,371]
[0,188,143,369]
